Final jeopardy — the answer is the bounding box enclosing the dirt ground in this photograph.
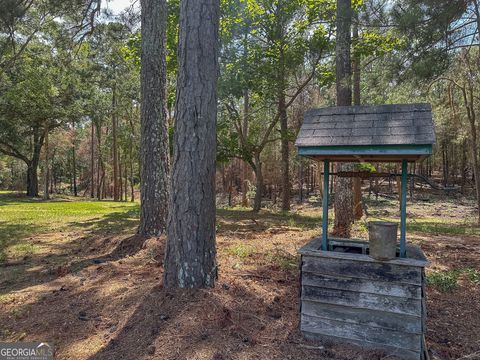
[0,194,479,360]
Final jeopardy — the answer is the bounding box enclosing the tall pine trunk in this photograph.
[352,15,362,220]
[43,129,50,200]
[112,82,119,201]
[241,89,249,207]
[333,0,354,237]
[279,90,290,211]
[164,0,219,288]
[90,124,95,198]
[253,153,263,212]
[138,0,170,236]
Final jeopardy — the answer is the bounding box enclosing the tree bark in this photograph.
[138,0,170,236]
[352,14,362,220]
[333,0,354,237]
[279,90,290,211]
[25,130,44,197]
[43,128,49,200]
[90,124,95,198]
[241,89,249,207]
[95,123,103,200]
[253,153,263,212]
[26,161,39,197]
[112,82,119,201]
[164,0,219,288]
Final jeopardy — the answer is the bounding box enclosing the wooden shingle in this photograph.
[295,103,435,148]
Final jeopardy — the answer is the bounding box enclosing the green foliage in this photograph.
[227,243,255,258]
[464,268,480,285]
[427,270,459,292]
[355,163,377,172]
[427,268,480,292]
[267,248,298,271]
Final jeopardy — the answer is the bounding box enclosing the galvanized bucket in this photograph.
[368,221,398,260]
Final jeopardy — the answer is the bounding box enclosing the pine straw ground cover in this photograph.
[0,192,479,359]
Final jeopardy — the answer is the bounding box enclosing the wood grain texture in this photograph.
[302,271,422,299]
[299,239,427,359]
[301,300,422,334]
[301,255,422,285]
[302,285,421,316]
[302,331,422,360]
[301,314,422,350]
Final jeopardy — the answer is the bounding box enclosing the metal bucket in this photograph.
[368,221,398,260]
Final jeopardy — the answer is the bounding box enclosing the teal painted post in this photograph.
[400,159,408,257]
[322,160,329,251]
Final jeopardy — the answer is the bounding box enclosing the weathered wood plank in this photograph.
[302,255,422,285]
[301,300,422,334]
[302,271,422,299]
[299,238,428,267]
[301,330,422,360]
[301,314,422,352]
[302,285,422,316]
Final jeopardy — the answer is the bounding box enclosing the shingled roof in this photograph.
[295,103,435,147]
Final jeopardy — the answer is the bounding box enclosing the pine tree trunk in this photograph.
[96,124,103,200]
[119,152,123,201]
[112,82,119,201]
[138,0,170,235]
[72,120,78,197]
[43,129,49,200]
[253,153,263,212]
[352,16,362,220]
[130,152,135,202]
[241,89,249,207]
[279,91,290,211]
[90,124,95,198]
[124,157,128,202]
[333,0,353,237]
[164,0,219,288]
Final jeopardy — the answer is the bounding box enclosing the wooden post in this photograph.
[400,159,408,258]
[322,160,329,251]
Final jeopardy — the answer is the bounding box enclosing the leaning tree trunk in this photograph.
[138,0,170,236]
[164,0,220,288]
[333,0,354,237]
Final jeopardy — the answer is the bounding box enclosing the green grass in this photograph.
[226,243,255,258]
[267,249,298,271]
[427,270,460,292]
[427,268,480,292]
[464,268,480,285]
[0,192,139,262]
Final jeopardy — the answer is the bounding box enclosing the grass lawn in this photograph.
[0,193,139,262]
